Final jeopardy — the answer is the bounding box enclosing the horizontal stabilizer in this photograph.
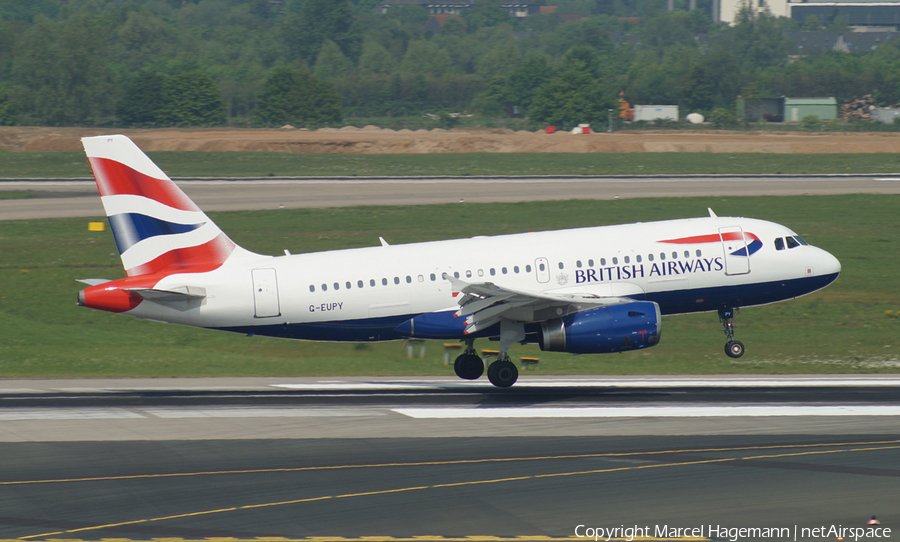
[125,286,206,311]
[77,278,113,286]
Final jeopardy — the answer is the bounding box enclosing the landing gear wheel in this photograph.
[454,353,484,380]
[725,340,745,359]
[487,359,518,388]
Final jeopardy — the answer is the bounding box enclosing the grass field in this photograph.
[3,149,900,178]
[0,195,897,378]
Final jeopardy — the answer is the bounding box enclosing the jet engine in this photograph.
[538,301,661,354]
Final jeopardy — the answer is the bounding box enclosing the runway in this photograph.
[2,376,898,540]
[2,175,900,220]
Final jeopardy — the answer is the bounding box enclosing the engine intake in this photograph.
[538,301,661,354]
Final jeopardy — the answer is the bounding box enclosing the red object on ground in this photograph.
[545,126,556,134]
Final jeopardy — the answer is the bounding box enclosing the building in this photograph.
[737,96,837,121]
[787,30,900,54]
[379,0,542,18]
[785,97,838,121]
[718,0,900,28]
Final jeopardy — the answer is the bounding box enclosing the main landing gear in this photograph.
[719,308,745,358]
[453,342,520,388]
[453,319,525,388]
[453,340,484,380]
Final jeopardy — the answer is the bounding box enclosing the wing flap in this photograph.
[448,276,642,335]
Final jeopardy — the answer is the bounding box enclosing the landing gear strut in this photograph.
[486,319,524,388]
[453,339,484,380]
[719,308,745,358]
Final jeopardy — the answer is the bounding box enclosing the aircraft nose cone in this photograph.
[815,248,841,281]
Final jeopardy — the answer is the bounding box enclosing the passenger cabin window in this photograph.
[526,265,532,272]
[346,281,351,289]
[558,262,564,269]
[514,266,520,273]
[600,258,605,266]
[370,279,376,287]
[624,256,630,264]
[382,278,388,286]
[775,238,785,251]
[696,250,702,257]
[406,276,412,283]
[539,263,545,271]
[501,267,508,274]
[576,260,582,268]
[322,284,328,291]
[334,282,339,290]
[394,277,400,285]
[490,268,496,276]
[430,273,436,281]
[647,254,653,262]
[612,257,618,265]
[309,285,315,292]
[358,280,364,288]
[588,259,594,267]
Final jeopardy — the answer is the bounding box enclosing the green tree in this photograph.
[0,84,15,125]
[254,66,342,126]
[161,71,227,127]
[116,8,170,72]
[529,69,614,128]
[401,40,452,77]
[117,71,168,127]
[314,39,354,79]
[463,0,508,32]
[358,39,398,75]
[10,7,116,125]
[281,0,362,66]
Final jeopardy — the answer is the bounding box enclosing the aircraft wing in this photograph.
[448,277,638,334]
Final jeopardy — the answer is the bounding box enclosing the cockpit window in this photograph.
[774,238,785,251]
[786,236,800,249]
[795,236,809,246]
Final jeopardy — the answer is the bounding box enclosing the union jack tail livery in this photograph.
[82,135,252,277]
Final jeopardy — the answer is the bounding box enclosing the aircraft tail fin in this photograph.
[82,135,254,277]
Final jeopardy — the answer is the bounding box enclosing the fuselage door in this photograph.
[251,268,281,318]
[535,257,550,283]
[719,227,750,276]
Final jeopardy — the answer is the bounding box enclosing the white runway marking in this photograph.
[392,405,900,419]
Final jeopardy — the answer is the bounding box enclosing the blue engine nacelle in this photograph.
[538,301,661,354]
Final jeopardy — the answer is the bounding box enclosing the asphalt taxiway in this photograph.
[2,376,898,540]
[2,175,900,220]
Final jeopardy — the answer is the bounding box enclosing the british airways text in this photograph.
[575,257,725,284]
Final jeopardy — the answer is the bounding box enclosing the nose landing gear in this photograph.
[719,308,745,358]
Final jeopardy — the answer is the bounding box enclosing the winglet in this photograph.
[708,208,718,218]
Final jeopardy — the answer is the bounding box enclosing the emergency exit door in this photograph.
[251,268,281,318]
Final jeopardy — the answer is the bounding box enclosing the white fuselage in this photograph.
[134,215,840,342]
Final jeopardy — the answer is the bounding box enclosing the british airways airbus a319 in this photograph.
[76,135,841,388]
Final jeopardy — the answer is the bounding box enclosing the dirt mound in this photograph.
[3,126,900,154]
